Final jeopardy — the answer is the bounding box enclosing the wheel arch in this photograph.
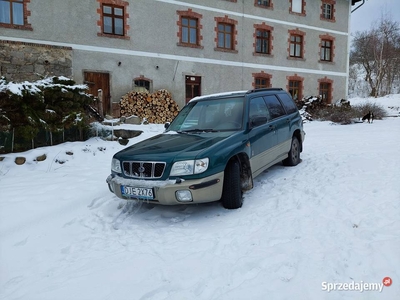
[293,129,303,152]
[226,152,253,191]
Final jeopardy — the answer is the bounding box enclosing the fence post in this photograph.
[11,128,14,153]
[111,119,114,141]
[98,89,103,117]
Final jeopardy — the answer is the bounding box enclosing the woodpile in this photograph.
[120,89,180,124]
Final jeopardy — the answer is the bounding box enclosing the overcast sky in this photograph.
[350,0,400,35]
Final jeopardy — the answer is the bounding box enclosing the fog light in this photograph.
[175,190,192,202]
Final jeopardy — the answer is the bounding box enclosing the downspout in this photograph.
[351,0,365,13]
[346,1,352,98]
[346,0,365,97]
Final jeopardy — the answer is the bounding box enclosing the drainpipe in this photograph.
[351,0,365,13]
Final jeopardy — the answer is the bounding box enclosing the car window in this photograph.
[202,103,220,125]
[249,97,270,121]
[263,95,286,119]
[277,93,298,114]
[167,97,244,132]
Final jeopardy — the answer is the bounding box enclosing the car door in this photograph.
[247,96,278,178]
[263,95,290,157]
[277,92,300,133]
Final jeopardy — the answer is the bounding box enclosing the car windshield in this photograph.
[167,97,244,133]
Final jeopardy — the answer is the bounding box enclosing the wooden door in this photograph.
[185,75,201,103]
[84,72,110,116]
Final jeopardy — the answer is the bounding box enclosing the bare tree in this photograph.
[350,15,400,97]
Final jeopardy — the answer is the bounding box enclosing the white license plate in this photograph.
[121,186,154,200]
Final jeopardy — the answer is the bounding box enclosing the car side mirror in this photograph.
[164,122,170,129]
[250,116,267,128]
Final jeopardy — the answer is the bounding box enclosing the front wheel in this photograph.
[283,136,301,166]
[221,160,243,209]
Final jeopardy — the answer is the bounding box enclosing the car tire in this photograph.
[221,160,243,209]
[283,136,301,166]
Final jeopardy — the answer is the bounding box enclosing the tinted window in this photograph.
[249,97,270,121]
[263,95,286,119]
[277,93,298,114]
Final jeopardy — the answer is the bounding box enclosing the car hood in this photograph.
[114,132,231,162]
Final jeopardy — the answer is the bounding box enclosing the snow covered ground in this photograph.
[0,95,399,300]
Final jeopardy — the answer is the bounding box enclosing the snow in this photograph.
[0,95,399,300]
[190,90,248,102]
[0,76,87,96]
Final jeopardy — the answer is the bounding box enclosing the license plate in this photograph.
[121,186,154,200]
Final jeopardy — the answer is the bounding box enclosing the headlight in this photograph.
[194,158,209,174]
[170,158,209,176]
[111,158,122,173]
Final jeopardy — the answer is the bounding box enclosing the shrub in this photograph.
[0,76,94,152]
[352,102,387,120]
[295,96,387,125]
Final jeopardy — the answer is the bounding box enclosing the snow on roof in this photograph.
[189,90,248,102]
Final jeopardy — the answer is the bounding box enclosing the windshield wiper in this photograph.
[178,128,218,133]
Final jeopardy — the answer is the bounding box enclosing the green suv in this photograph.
[107,88,305,209]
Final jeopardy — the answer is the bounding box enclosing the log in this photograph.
[119,89,180,124]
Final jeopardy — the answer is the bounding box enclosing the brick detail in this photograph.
[0,0,32,31]
[289,0,306,16]
[96,0,130,40]
[214,15,238,53]
[253,22,274,56]
[133,75,152,82]
[287,28,306,59]
[320,0,336,22]
[252,71,272,89]
[286,74,304,100]
[319,33,336,63]
[176,9,203,49]
[318,77,334,103]
[254,0,274,10]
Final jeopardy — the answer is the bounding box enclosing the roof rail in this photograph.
[246,88,283,94]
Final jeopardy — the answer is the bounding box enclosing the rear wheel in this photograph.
[221,160,243,209]
[283,136,301,166]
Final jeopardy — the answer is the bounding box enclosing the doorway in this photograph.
[185,75,201,103]
[84,72,110,116]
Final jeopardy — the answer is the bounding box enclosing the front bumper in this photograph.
[106,172,224,205]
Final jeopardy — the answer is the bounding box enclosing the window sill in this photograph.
[253,52,273,58]
[254,5,273,10]
[177,43,204,49]
[214,47,238,54]
[318,60,335,65]
[287,56,305,61]
[320,17,336,23]
[289,12,306,17]
[0,23,32,31]
[97,33,130,40]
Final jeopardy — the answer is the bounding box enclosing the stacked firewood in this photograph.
[120,89,180,123]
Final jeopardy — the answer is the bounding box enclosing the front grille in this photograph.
[122,161,166,179]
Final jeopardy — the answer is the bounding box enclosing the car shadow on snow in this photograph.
[110,161,301,228]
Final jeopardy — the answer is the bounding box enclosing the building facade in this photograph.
[0,0,361,115]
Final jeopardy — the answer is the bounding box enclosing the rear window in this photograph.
[277,93,298,114]
[263,95,286,119]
